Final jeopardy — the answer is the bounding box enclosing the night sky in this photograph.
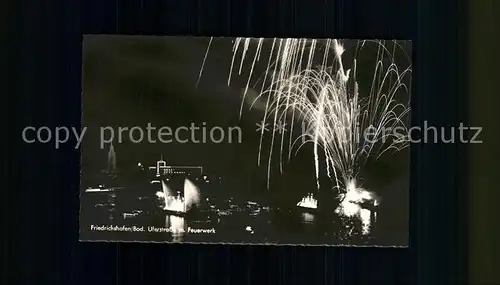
[81,36,411,240]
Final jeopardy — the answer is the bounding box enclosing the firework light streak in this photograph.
[197,38,411,197]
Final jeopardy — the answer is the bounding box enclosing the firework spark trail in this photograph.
[197,37,411,194]
[195,37,213,88]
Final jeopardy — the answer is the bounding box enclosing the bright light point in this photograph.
[335,184,379,235]
[137,162,142,167]
[359,208,371,235]
[346,179,357,192]
[157,179,201,213]
[245,226,254,234]
[334,42,344,56]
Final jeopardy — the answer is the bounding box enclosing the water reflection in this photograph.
[165,215,186,242]
[334,183,379,236]
[301,212,315,224]
[83,185,380,244]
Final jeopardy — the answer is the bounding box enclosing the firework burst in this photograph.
[198,37,411,197]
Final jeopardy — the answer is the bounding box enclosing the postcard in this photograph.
[79,35,411,246]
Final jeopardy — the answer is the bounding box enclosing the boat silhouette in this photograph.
[296,193,318,212]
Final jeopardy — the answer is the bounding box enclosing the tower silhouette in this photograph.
[107,143,117,173]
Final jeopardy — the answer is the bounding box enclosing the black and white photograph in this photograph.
[79,35,411,246]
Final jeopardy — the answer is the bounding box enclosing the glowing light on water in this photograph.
[198,38,411,196]
[296,193,318,209]
[85,187,111,193]
[184,178,200,209]
[301,212,315,223]
[245,226,254,234]
[166,215,185,242]
[334,179,379,235]
[156,179,200,213]
[359,209,371,235]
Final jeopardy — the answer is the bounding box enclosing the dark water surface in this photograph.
[80,186,380,245]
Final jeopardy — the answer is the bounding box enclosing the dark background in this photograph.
[6,0,477,284]
[468,2,500,283]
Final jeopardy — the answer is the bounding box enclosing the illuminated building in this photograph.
[148,154,203,178]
